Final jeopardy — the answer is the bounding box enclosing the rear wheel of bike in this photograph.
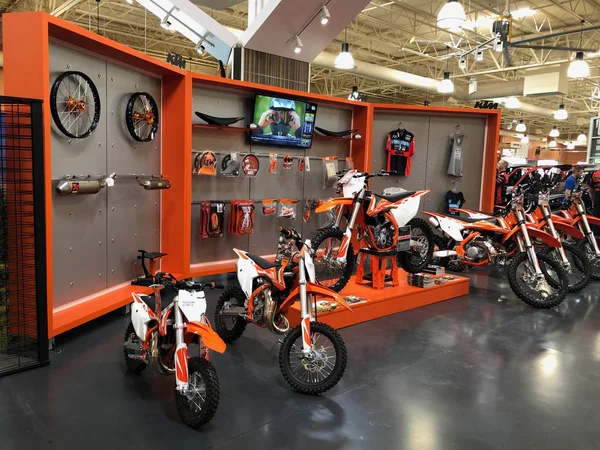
[214,287,247,343]
[398,218,434,273]
[507,252,567,309]
[581,237,600,280]
[541,243,589,293]
[279,321,347,395]
[311,227,354,293]
[123,321,147,374]
[174,357,220,428]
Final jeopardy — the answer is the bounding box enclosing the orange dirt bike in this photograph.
[311,169,433,292]
[425,186,568,308]
[552,182,600,280]
[124,271,226,428]
[461,167,589,293]
[215,227,352,395]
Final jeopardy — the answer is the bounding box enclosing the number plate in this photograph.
[396,226,411,252]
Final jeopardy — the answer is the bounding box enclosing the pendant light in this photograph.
[549,126,560,138]
[577,131,587,142]
[521,134,529,144]
[335,28,355,69]
[568,21,590,79]
[548,139,558,148]
[505,96,521,109]
[293,36,303,54]
[567,141,575,150]
[348,86,360,101]
[515,120,526,132]
[437,0,466,30]
[554,104,568,120]
[437,48,454,94]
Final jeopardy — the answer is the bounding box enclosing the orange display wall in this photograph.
[3,12,501,337]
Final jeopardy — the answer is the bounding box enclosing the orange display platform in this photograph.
[288,274,470,329]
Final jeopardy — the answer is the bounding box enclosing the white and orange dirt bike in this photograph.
[424,186,568,308]
[215,227,352,395]
[311,169,434,292]
[123,269,226,428]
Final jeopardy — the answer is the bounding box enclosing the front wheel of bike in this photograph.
[174,357,220,428]
[540,243,589,293]
[123,321,147,374]
[398,218,434,273]
[311,227,354,293]
[279,321,347,395]
[580,236,600,280]
[507,252,567,309]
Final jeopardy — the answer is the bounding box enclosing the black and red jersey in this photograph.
[386,129,415,176]
[496,171,509,205]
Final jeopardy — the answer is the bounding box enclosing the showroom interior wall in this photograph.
[2,12,500,338]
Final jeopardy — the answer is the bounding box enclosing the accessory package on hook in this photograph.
[126,92,159,142]
[50,71,101,139]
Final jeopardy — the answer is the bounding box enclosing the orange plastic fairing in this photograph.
[551,221,585,239]
[278,282,354,314]
[186,321,226,354]
[315,197,353,213]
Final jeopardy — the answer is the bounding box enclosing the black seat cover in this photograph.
[441,213,496,224]
[195,111,244,126]
[375,191,416,202]
[247,253,279,270]
[140,285,177,312]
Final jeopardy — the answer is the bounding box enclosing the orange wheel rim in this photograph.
[133,110,155,125]
[77,99,87,112]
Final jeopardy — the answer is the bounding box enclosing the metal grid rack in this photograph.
[0,96,48,377]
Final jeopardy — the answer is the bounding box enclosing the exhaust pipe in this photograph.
[263,289,289,334]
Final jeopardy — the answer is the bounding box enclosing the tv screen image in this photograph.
[251,95,318,149]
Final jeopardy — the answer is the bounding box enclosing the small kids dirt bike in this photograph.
[215,227,352,395]
[123,270,226,428]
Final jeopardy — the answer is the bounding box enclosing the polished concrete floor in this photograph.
[2,270,600,450]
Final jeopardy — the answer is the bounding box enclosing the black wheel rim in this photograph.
[516,258,561,300]
[313,237,346,288]
[287,331,337,385]
[126,92,159,142]
[183,371,207,413]
[407,226,429,264]
[50,71,101,139]
[220,296,242,330]
[548,248,585,287]
[583,243,600,276]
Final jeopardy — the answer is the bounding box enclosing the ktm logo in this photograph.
[474,100,499,109]
[166,52,186,69]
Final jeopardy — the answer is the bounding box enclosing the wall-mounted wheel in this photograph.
[126,92,159,142]
[50,71,101,139]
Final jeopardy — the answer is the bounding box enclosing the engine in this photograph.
[373,220,395,249]
[464,237,498,264]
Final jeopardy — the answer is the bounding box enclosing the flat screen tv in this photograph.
[250,95,318,149]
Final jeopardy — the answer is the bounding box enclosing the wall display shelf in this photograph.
[3,12,500,338]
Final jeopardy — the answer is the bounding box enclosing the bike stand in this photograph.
[131,249,167,286]
[356,248,399,289]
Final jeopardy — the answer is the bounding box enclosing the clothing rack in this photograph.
[191,150,335,161]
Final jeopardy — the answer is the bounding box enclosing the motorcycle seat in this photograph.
[247,253,280,270]
[139,285,177,312]
[375,191,416,202]
[441,213,496,224]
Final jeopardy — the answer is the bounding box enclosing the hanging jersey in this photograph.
[591,170,600,201]
[496,171,508,205]
[386,129,415,176]
[447,133,464,177]
[444,190,465,215]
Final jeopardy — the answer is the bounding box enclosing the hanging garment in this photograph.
[444,190,465,215]
[447,132,464,177]
[386,128,415,176]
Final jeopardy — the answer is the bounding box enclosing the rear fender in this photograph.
[186,321,226,354]
[315,197,354,213]
[278,282,354,314]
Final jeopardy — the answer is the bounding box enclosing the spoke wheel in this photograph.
[126,92,159,142]
[279,321,347,395]
[541,243,589,293]
[311,227,354,293]
[581,238,600,280]
[214,287,247,343]
[398,218,434,273]
[174,357,220,428]
[123,322,147,373]
[50,71,101,139]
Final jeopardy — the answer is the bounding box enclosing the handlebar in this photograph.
[153,272,224,291]
[279,226,301,240]
[352,170,397,179]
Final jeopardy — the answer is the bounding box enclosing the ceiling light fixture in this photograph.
[438,72,454,93]
[568,21,590,79]
[505,96,521,109]
[348,85,360,101]
[577,131,587,142]
[160,15,172,30]
[195,41,205,55]
[293,35,303,54]
[437,0,466,30]
[476,50,483,61]
[510,7,536,19]
[320,5,330,25]
[554,103,568,120]
[521,134,529,144]
[515,120,526,132]
[335,28,355,69]
[567,141,575,150]
[549,126,560,137]
[458,57,467,69]
[548,139,558,148]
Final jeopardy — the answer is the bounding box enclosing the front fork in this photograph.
[517,210,543,275]
[173,298,189,392]
[542,204,570,269]
[298,257,313,356]
[336,190,364,261]
[576,203,600,257]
